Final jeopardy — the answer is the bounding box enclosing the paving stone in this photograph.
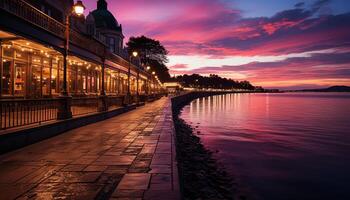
[105,166,129,174]
[61,164,86,172]
[117,173,151,190]
[17,165,63,184]
[94,155,136,166]
[155,142,172,154]
[0,98,179,200]
[84,165,108,172]
[20,183,102,200]
[0,183,36,200]
[149,165,171,174]
[0,165,41,183]
[70,156,99,165]
[43,172,101,183]
[151,154,172,165]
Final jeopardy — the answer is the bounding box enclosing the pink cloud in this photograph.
[83,0,350,88]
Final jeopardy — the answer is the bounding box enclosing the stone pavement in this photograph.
[0,97,180,200]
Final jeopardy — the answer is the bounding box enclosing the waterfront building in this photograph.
[0,0,162,129]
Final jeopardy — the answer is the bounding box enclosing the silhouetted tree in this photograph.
[175,74,255,90]
[126,36,171,82]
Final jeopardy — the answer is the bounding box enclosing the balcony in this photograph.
[0,0,105,57]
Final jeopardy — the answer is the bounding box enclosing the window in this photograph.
[68,65,77,94]
[14,63,26,96]
[108,37,115,53]
[2,60,12,96]
[31,61,41,98]
[51,59,59,95]
[42,58,51,96]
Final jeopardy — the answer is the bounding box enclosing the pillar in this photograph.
[57,51,72,120]
[98,58,108,112]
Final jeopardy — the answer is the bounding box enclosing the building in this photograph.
[164,82,182,93]
[87,0,124,55]
[0,0,163,130]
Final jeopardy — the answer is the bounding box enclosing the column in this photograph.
[98,58,108,112]
[57,50,72,120]
[136,70,140,104]
[123,58,131,105]
[0,41,2,98]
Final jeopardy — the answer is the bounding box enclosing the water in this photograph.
[180,93,350,200]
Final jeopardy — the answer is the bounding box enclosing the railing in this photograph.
[0,0,105,57]
[71,97,99,116]
[0,94,163,130]
[107,96,124,110]
[0,99,59,130]
[0,0,65,38]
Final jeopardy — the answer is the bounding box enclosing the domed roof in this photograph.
[91,0,122,32]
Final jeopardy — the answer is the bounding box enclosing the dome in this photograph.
[90,0,122,32]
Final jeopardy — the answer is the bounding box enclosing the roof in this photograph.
[90,0,122,32]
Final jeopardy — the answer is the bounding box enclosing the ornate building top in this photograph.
[90,0,122,32]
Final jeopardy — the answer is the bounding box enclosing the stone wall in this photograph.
[171,91,232,111]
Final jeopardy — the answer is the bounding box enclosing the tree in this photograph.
[126,36,171,82]
[175,74,255,90]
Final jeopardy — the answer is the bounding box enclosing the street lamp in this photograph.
[126,51,138,104]
[62,0,85,96]
[73,1,85,16]
[58,0,85,120]
[144,66,151,95]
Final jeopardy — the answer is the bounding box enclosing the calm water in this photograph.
[180,93,350,200]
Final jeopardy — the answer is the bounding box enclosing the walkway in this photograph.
[0,98,180,200]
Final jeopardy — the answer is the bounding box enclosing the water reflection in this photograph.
[181,92,350,200]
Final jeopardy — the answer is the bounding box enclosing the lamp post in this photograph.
[146,66,150,95]
[125,51,138,105]
[152,71,156,95]
[136,68,140,104]
[58,0,85,120]
[62,0,85,96]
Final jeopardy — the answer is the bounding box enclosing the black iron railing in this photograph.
[107,96,124,110]
[71,97,99,116]
[0,99,59,130]
[0,0,65,38]
[0,0,105,57]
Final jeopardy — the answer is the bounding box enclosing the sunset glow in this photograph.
[84,0,350,89]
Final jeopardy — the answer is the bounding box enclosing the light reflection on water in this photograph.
[180,93,350,200]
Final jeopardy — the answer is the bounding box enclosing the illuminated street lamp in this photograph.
[58,0,85,120]
[152,71,155,75]
[126,51,138,104]
[145,66,151,95]
[62,0,85,96]
[73,1,85,16]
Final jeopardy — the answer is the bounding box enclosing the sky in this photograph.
[83,0,350,89]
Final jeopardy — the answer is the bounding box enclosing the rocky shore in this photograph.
[172,97,239,200]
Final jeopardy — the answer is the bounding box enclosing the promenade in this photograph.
[0,98,179,200]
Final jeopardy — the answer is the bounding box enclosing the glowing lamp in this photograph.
[132,51,138,57]
[73,1,85,16]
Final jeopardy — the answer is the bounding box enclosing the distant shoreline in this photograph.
[282,85,350,93]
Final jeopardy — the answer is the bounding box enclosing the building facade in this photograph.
[0,0,160,100]
[0,0,163,129]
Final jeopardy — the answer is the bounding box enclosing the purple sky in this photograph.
[83,0,350,89]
